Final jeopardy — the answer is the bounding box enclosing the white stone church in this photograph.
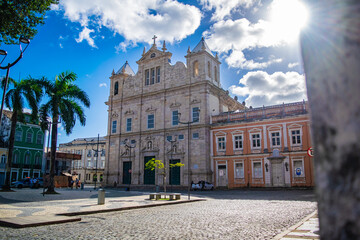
[105,37,244,188]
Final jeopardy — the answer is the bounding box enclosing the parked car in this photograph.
[11,177,32,188]
[191,181,214,191]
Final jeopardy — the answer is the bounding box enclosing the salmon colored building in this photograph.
[210,101,314,188]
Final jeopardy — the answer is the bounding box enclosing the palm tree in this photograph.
[1,78,42,191]
[38,71,90,193]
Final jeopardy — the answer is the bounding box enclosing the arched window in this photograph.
[35,154,41,165]
[114,81,119,95]
[1,154,6,164]
[26,131,33,143]
[24,152,31,164]
[208,61,211,78]
[214,66,218,82]
[15,129,22,141]
[13,152,18,163]
[36,132,43,144]
[193,61,199,77]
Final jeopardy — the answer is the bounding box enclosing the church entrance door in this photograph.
[169,159,181,185]
[123,161,132,185]
[144,156,155,185]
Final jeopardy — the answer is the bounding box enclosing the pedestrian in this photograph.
[68,176,72,189]
[34,178,39,188]
[76,178,79,189]
[30,178,34,188]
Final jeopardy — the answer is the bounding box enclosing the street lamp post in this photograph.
[0,38,30,190]
[91,134,101,190]
[121,139,136,191]
[0,37,30,125]
[167,136,177,193]
[178,109,200,200]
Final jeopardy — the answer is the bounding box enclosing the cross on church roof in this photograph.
[152,35,157,45]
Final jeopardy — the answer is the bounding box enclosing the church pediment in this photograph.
[138,47,165,62]
[136,36,172,64]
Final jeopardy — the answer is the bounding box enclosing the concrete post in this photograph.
[300,0,360,238]
[98,189,105,205]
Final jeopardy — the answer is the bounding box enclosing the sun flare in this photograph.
[270,0,309,42]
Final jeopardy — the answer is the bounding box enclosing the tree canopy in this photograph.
[0,0,59,45]
[145,158,184,172]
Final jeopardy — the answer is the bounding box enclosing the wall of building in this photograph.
[211,103,314,188]
[58,137,106,184]
[105,40,244,187]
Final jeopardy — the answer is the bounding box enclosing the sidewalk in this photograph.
[274,211,320,240]
[0,187,203,228]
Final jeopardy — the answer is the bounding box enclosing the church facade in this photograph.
[105,37,244,187]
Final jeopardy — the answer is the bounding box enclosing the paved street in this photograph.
[0,189,317,239]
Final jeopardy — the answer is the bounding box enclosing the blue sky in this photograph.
[0,0,309,144]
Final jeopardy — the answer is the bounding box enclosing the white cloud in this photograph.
[75,27,97,48]
[226,50,282,69]
[203,0,306,71]
[288,62,299,68]
[204,18,287,70]
[57,0,201,49]
[204,18,287,53]
[199,0,258,21]
[59,43,63,48]
[229,71,307,107]
[99,83,107,88]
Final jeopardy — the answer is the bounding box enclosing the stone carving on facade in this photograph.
[170,102,181,108]
[121,146,131,156]
[141,136,159,152]
[111,112,119,118]
[167,143,185,155]
[145,106,157,113]
[190,99,201,105]
[124,109,134,115]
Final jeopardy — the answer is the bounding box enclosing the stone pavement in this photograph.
[0,188,318,239]
[0,187,202,225]
[274,211,319,239]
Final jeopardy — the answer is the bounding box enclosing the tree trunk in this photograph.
[2,111,17,190]
[47,116,58,193]
[300,0,360,238]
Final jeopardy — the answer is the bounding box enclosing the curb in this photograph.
[272,210,318,240]
[58,199,206,216]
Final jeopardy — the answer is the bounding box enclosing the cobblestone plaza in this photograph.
[0,189,316,239]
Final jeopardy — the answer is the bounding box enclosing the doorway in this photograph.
[144,156,155,185]
[217,165,227,187]
[271,161,285,187]
[169,159,180,185]
[122,161,132,184]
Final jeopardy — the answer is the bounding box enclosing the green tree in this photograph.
[38,71,90,193]
[0,0,59,45]
[1,77,42,191]
[145,158,184,194]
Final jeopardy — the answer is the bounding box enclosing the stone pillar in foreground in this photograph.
[300,0,360,239]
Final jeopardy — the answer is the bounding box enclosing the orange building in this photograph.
[211,101,314,188]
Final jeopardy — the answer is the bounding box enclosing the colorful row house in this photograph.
[0,110,46,184]
[211,101,314,188]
